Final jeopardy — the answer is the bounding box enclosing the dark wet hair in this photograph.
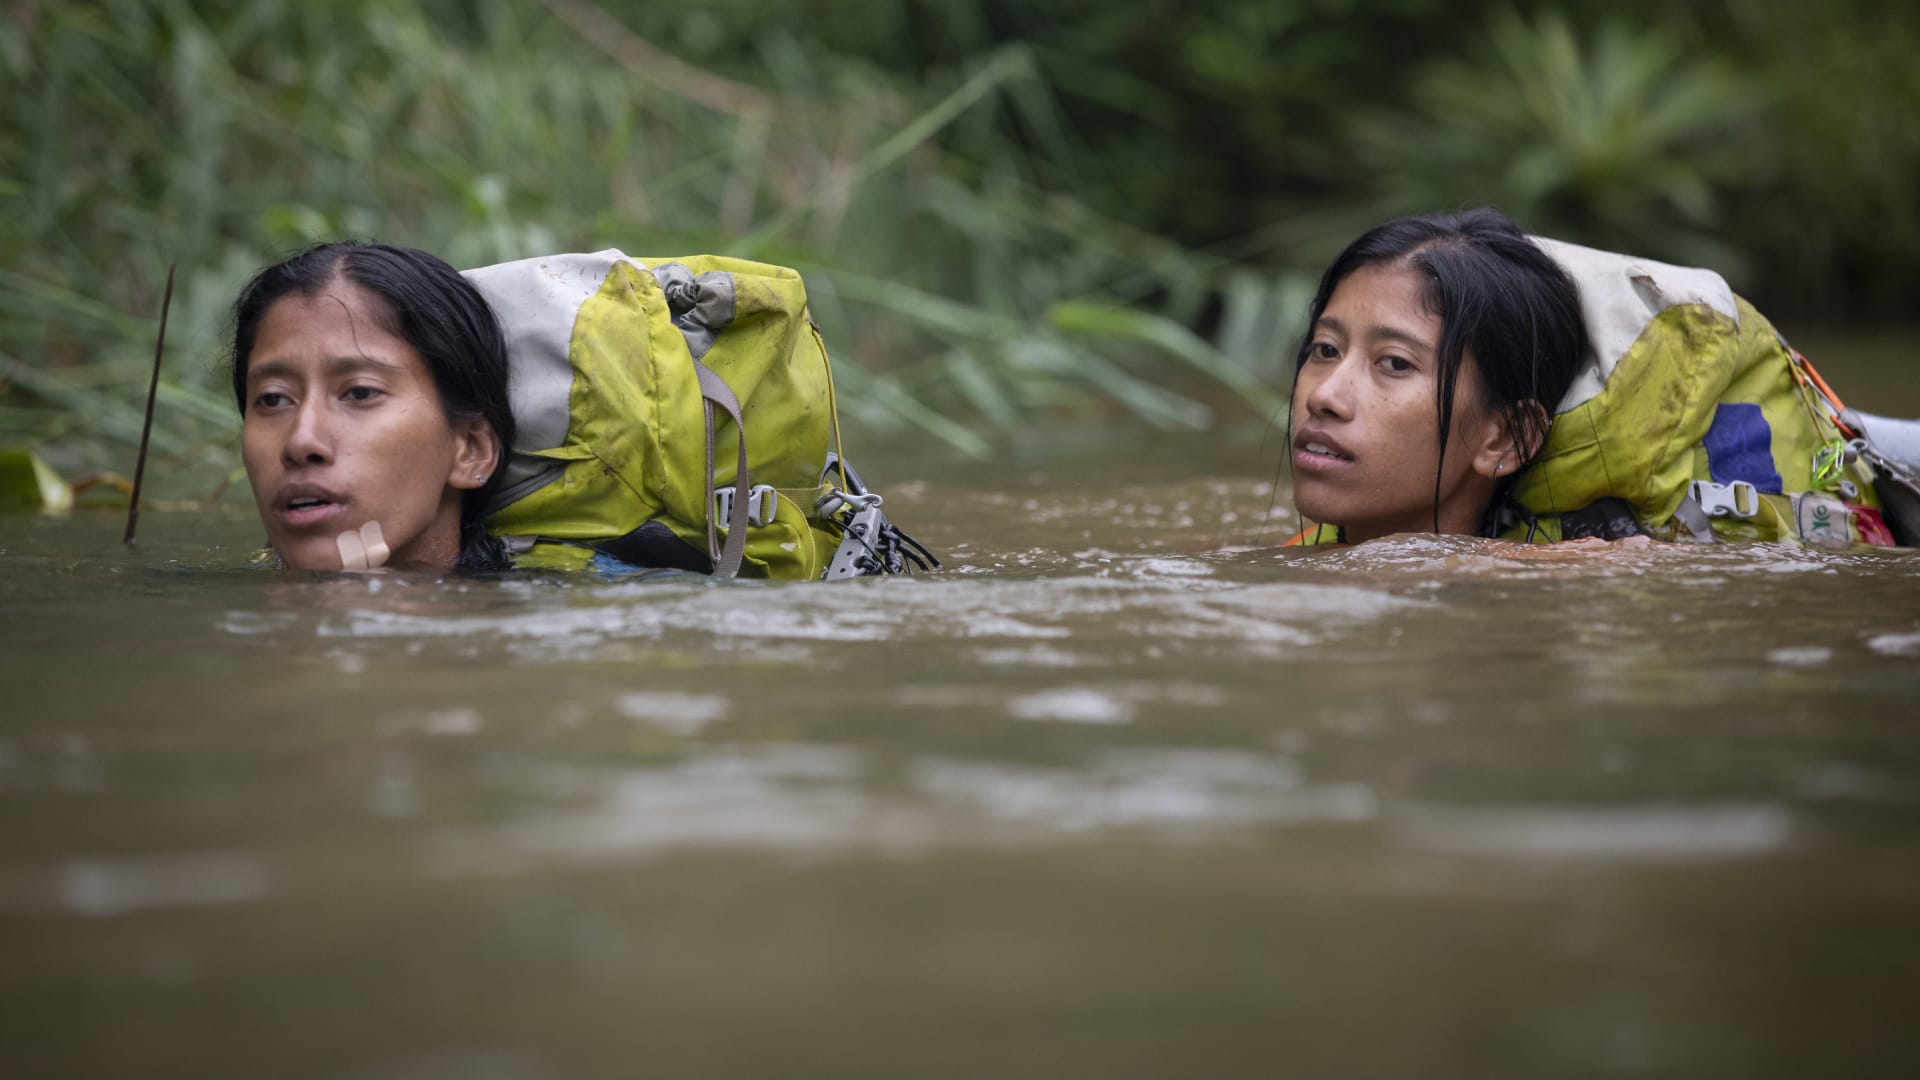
[230,242,516,571]
[1293,208,1589,537]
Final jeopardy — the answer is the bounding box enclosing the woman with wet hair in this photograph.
[1288,208,1590,544]
[230,242,516,571]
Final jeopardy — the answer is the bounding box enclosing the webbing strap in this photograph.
[693,360,750,578]
[1672,495,1716,543]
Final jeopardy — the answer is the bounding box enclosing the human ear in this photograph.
[446,418,502,491]
[1471,400,1549,480]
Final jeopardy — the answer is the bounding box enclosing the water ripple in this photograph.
[1391,802,1794,860]
[275,575,1420,664]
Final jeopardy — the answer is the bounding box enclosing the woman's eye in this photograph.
[1379,355,1415,374]
[252,391,291,410]
[1311,341,1340,360]
[343,385,384,403]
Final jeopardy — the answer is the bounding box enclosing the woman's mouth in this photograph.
[1294,439,1353,471]
[279,494,347,528]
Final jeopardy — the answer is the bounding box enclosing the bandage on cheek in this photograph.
[359,520,389,568]
[335,521,390,571]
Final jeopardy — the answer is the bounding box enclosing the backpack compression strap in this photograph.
[693,360,750,578]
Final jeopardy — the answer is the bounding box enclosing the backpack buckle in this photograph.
[713,484,776,529]
[815,487,939,576]
[1689,479,1761,519]
[822,492,887,579]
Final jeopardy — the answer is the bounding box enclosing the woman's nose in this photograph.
[281,402,333,466]
[1303,356,1357,419]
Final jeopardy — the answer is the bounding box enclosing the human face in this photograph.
[1290,262,1510,544]
[240,279,495,570]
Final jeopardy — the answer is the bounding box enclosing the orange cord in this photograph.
[1281,523,1330,547]
[1791,349,1858,439]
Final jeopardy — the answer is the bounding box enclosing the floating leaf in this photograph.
[0,446,74,514]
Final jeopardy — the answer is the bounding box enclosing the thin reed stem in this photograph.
[124,264,175,545]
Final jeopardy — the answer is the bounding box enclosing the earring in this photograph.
[474,473,485,481]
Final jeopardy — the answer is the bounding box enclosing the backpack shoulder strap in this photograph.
[692,360,750,578]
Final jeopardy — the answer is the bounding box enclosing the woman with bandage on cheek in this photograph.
[230,243,516,572]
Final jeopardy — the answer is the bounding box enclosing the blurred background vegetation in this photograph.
[3,0,1916,497]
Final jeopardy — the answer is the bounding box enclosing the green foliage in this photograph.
[1710,0,1920,317]
[1340,10,1762,274]
[0,0,1297,485]
[0,0,1912,488]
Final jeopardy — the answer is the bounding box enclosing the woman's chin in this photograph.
[272,538,345,572]
[1291,491,1346,532]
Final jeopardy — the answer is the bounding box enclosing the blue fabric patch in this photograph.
[588,551,697,582]
[1702,403,1784,493]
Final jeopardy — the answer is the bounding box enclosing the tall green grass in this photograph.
[3,1,1914,497]
[0,0,1304,496]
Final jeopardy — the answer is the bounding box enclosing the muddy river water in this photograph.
[4,428,1920,1078]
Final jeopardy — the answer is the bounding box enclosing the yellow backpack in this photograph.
[1505,238,1896,547]
[463,251,933,578]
